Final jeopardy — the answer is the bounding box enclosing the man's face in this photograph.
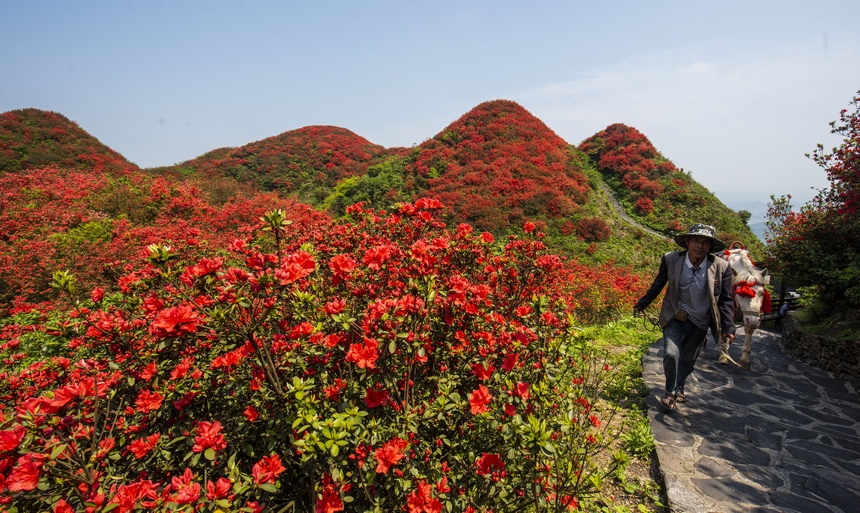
[687,235,712,261]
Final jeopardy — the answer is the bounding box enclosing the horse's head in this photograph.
[721,247,769,286]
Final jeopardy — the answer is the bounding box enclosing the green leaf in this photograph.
[204,447,216,461]
[49,443,67,460]
[388,340,397,354]
[259,482,278,493]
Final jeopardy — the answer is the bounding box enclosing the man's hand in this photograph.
[722,333,735,343]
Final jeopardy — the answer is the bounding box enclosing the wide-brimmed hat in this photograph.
[674,223,725,252]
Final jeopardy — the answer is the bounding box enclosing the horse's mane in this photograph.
[723,249,767,285]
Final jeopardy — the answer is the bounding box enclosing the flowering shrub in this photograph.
[0,200,634,512]
[574,217,611,243]
[767,89,860,310]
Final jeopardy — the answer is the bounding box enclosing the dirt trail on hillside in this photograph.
[598,182,671,241]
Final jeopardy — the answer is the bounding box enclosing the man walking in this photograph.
[633,224,736,410]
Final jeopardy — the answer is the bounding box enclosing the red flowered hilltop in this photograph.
[0,100,758,511]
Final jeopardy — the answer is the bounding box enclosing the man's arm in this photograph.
[634,254,669,311]
[717,262,736,338]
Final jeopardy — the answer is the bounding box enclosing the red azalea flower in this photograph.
[135,389,163,413]
[468,385,492,415]
[362,245,394,271]
[524,221,536,234]
[138,362,157,381]
[316,477,344,513]
[171,468,201,504]
[252,454,286,485]
[328,254,356,278]
[345,337,379,369]
[206,477,232,500]
[7,453,43,491]
[151,304,201,338]
[128,433,161,459]
[54,499,74,513]
[561,495,579,510]
[515,381,530,401]
[324,298,346,315]
[110,479,159,511]
[502,353,519,372]
[407,480,442,513]
[244,406,259,422]
[90,287,104,303]
[475,453,507,481]
[277,251,316,284]
[245,501,265,513]
[349,443,370,469]
[374,437,408,474]
[470,362,494,381]
[514,305,533,317]
[192,420,227,453]
[0,428,25,453]
[364,387,389,408]
[170,357,194,380]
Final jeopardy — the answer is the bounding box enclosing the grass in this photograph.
[577,316,669,513]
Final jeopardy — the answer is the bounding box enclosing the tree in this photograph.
[766,89,860,311]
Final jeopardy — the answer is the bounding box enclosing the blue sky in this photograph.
[2,1,859,207]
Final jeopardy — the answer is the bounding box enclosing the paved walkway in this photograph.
[643,327,860,513]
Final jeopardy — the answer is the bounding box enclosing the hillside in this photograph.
[0,102,758,311]
[0,109,135,175]
[156,125,387,205]
[403,100,591,232]
[579,123,762,255]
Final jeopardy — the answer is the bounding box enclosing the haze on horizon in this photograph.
[2,1,859,208]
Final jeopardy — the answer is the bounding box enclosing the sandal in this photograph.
[676,390,686,403]
[660,393,676,410]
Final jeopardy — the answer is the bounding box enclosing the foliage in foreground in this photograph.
[0,200,650,512]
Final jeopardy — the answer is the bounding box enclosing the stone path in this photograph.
[643,328,860,513]
[598,182,670,241]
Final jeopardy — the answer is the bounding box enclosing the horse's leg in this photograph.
[740,328,754,369]
[739,314,760,370]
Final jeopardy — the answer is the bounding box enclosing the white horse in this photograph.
[718,242,772,369]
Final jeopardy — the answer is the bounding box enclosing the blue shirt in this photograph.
[678,254,711,330]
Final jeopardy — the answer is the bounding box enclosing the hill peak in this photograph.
[0,108,134,174]
[435,99,565,147]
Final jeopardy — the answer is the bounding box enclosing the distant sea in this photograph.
[715,190,819,244]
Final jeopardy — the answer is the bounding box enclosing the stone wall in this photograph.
[781,313,860,390]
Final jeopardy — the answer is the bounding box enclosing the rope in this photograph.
[634,308,661,332]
